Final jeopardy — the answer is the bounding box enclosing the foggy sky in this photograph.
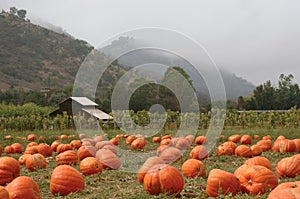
[1,0,300,86]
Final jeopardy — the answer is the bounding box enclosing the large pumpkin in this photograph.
[256,139,272,152]
[50,140,61,152]
[56,144,73,154]
[182,159,206,178]
[137,156,164,183]
[216,141,237,156]
[189,145,208,160]
[240,134,252,145]
[24,146,38,155]
[0,157,20,185]
[279,139,297,153]
[195,135,208,145]
[131,138,147,150]
[267,181,300,199]
[56,150,78,165]
[7,176,40,199]
[25,153,47,172]
[143,164,184,195]
[244,156,272,170]
[293,139,300,152]
[228,134,241,143]
[77,145,96,161]
[50,165,84,196]
[174,137,190,150]
[96,149,121,170]
[37,143,52,157]
[250,144,263,156]
[80,157,102,176]
[234,165,278,195]
[0,186,9,199]
[159,147,182,164]
[11,143,23,154]
[206,169,240,197]
[234,145,252,157]
[70,140,82,149]
[276,155,300,178]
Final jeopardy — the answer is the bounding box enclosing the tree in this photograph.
[9,7,17,15]
[17,9,27,19]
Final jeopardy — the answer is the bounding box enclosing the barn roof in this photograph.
[82,108,113,120]
[69,97,98,106]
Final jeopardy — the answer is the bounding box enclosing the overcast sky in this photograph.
[1,0,300,86]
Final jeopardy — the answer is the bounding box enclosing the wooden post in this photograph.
[1,115,4,140]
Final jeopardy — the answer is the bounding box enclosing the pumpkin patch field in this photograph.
[0,128,300,198]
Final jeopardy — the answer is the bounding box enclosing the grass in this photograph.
[1,127,300,198]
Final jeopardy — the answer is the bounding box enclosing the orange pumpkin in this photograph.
[143,164,184,195]
[152,137,161,143]
[0,157,20,185]
[276,156,300,178]
[27,142,38,147]
[102,144,117,154]
[11,143,22,153]
[228,134,241,143]
[0,186,9,199]
[6,176,40,199]
[56,144,73,154]
[262,135,272,140]
[24,146,38,155]
[50,165,84,196]
[189,145,208,160]
[77,145,96,161]
[37,143,52,157]
[93,135,104,143]
[159,147,182,164]
[267,181,300,199]
[110,137,119,146]
[56,150,78,165]
[125,135,137,144]
[156,145,168,156]
[279,139,297,153]
[80,157,102,176]
[256,139,272,152]
[234,165,278,195]
[195,135,208,145]
[70,140,82,149]
[240,135,252,145]
[206,169,240,197]
[4,146,15,154]
[244,156,272,170]
[250,145,263,156]
[96,149,121,170]
[182,159,206,178]
[174,137,190,150]
[95,141,114,150]
[131,138,147,150]
[216,141,237,156]
[161,135,172,140]
[253,134,260,140]
[137,156,164,183]
[60,134,68,140]
[25,153,47,172]
[27,134,36,141]
[18,154,31,165]
[293,139,300,152]
[235,145,252,157]
[185,135,195,144]
[37,135,46,143]
[160,138,171,145]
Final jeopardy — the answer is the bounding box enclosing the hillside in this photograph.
[0,12,93,90]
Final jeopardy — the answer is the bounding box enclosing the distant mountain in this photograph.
[99,37,255,100]
[0,12,94,90]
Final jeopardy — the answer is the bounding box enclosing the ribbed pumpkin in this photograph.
[206,169,240,197]
[24,146,38,155]
[60,134,68,140]
[293,139,300,152]
[152,137,161,143]
[50,165,84,196]
[156,145,168,156]
[262,135,272,140]
[143,164,184,195]
[77,145,97,161]
[185,135,195,144]
[195,135,208,145]
[93,135,104,143]
[228,134,241,143]
[56,150,78,165]
[250,145,263,156]
[4,146,14,154]
[27,134,36,141]
[279,139,297,153]
[256,139,272,151]
[253,134,260,140]
[0,157,20,185]
[272,136,286,152]
[27,142,38,147]
[174,137,190,150]
[235,145,252,157]
[96,149,121,170]
[50,140,61,152]
[182,159,206,178]
[216,141,237,156]
[110,137,119,146]
[131,138,147,150]
[25,153,47,172]
[267,181,300,199]
[234,165,278,195]
[159,147,182,164]
[37,135,46,143]
[189,145,208,160]
[244,156,272,170]
[80,157,102,176]
[160,138,171,145]
[276,155,300,178]
[7,176,40,199]
[37,143,52,157]
[161,135,172,140]
[0,186,9,199]
[137,156,164,183]
[102,144,117,154]
[18,154,31,165]
[56,144,73,154]
[70,140,82,149]
[95,141,114,150]
[11,143,22,153]
[125,135,137,144]
[240,135,252,145]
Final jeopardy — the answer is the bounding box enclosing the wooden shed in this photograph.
[50,97,113,120]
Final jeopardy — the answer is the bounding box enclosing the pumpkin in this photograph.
[25,153,47,172]
[110,137,119,146]
[279,139,297,153]
[185,135,195,144]
[137,156,164,183]
[96,149,121,170]
[244,156,272,170]
[152,137,161,143]
[27,142,38,147]
[79,133,86,139]
[235,145,252,157]
[160,138,171,145]
[93,135,104,143]
[95,141,114,150]
[234,165,278,195]
[216,141,237,156]
[11,143,22,153]
[131,138,147,150]
[18,154,31,165]
[7,176,40,199]
[189,145,208,160]
[174,137,190,150]
[276,156,300,178]
[70,140,82,149]
[27,134,36,141]
[37,135,46,143]
[80,157,102,176]
[77,145,96,161]
[240,135,252,145]
[228,134,241,143]
[195,135,208,145]
[262,135,272,140]
[125,135,137,144]
[60,134,68,140]
[0,186,9,199]
[206,169,240,197]
[156,145,168,156]
[159,147,182,164]
[253,134,260,139]
[161,135,172,140]
[56,144,73,154]
[0,157,20,185]
[182,159,206,178]
[56,150,78,165]
[293,139,300,152]
[4,135,13,140]
[37,143,52,157]
[102,145,117,155]
[50,140,61,152]
[24,146,38,155]
[256,139,272,151]
[143,164,184,195]
[50,165,84,196]
[250,145,263,156]
[4,146,15,154]
[267,181,300,199]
